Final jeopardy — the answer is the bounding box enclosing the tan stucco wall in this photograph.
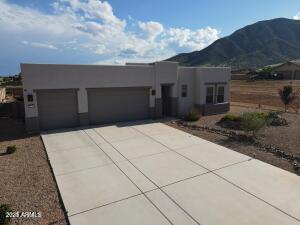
[196,67,231,105]
[178,67,196,115]
[21,64,156,117]
[21,62,230,120]
[154,61,178,98]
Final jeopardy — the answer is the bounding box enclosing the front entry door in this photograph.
[162,85,172,117]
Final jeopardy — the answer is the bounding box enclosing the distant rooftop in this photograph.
[267,59,300,68]
[291,60,300,66]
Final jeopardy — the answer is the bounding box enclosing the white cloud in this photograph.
[293,12,300,20]
[138,21,164,41]
[0,3,69,35]
[22,41,58,50]
[0,0,220,71]
[166,27,219,52]
[55,0,126,30]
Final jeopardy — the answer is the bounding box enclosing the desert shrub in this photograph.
[183,109,201,121]
[240,112,267,136]
[266,111,287,126]
[0,204,12,225]
[6,145,16,154]
[255,112,269,119]
[219,111,287,132]
[278,85,297,112]
[267,111,279,118]
[220,113,240,122]
[218,113,241,129]
[270,116,288,126]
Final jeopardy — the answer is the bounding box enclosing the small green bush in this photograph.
[183,109,201,121]
[220,113,240,122]
[219,111,287,132]
[267,111,279,118]
[255,112,269,119]
[0,204,12,225]
[266,111,287,126]
[6,145,16,154]
[240,112,267,136]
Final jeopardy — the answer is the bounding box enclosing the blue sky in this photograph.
[0,0,300,75]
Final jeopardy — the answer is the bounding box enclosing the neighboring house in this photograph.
[21,62,231,132]
[0,87,5,102]
[231,69,251,80]
[5,86,23,99]
[231,73,251,80]
[272,60,300,80]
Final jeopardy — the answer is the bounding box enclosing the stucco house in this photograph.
[21,61,231,132]
[272,60,300,80]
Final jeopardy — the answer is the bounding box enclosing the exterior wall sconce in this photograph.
[27,94,33,102]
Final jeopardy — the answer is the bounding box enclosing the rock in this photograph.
[293,162,300,175]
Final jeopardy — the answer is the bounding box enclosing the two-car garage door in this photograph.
[36,87,150,130]
[88,87,149,125]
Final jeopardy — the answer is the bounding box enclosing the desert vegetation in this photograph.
[183,109,201,121]
[218,111,287,137]
[278,85,298,112]
[0,204,12,225]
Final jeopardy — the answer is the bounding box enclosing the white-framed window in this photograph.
[217,86,225,103]
[206,86,214,104]
[181,85,188,98]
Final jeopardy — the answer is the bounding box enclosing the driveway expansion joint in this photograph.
[131,126,300,222]
[82,129,175,225]
[92,128,203,225]
[41,123,300,224]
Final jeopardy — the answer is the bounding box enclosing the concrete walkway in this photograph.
[42,121,300,225]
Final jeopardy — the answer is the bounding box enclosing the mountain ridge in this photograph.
[167,18,300,69]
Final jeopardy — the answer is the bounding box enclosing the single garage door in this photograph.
[88,87,149,125]
[36,89,79,130]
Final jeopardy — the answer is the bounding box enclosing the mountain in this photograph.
[167,18,300,69]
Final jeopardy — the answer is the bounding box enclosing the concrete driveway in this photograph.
[41,121,300,225]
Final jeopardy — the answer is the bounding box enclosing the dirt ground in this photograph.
[166,105,300,174]
[0,118,68,225]
[231,80,300,112]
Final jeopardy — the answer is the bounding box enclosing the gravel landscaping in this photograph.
[0,118,68,225]
[165,105,300,175]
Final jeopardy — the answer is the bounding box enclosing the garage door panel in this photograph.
[37,90,79,130]
[88,88,149,125]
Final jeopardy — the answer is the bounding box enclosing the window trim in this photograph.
[216,85,225,103]
[205,84,226,104]
[205,85,214,104]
